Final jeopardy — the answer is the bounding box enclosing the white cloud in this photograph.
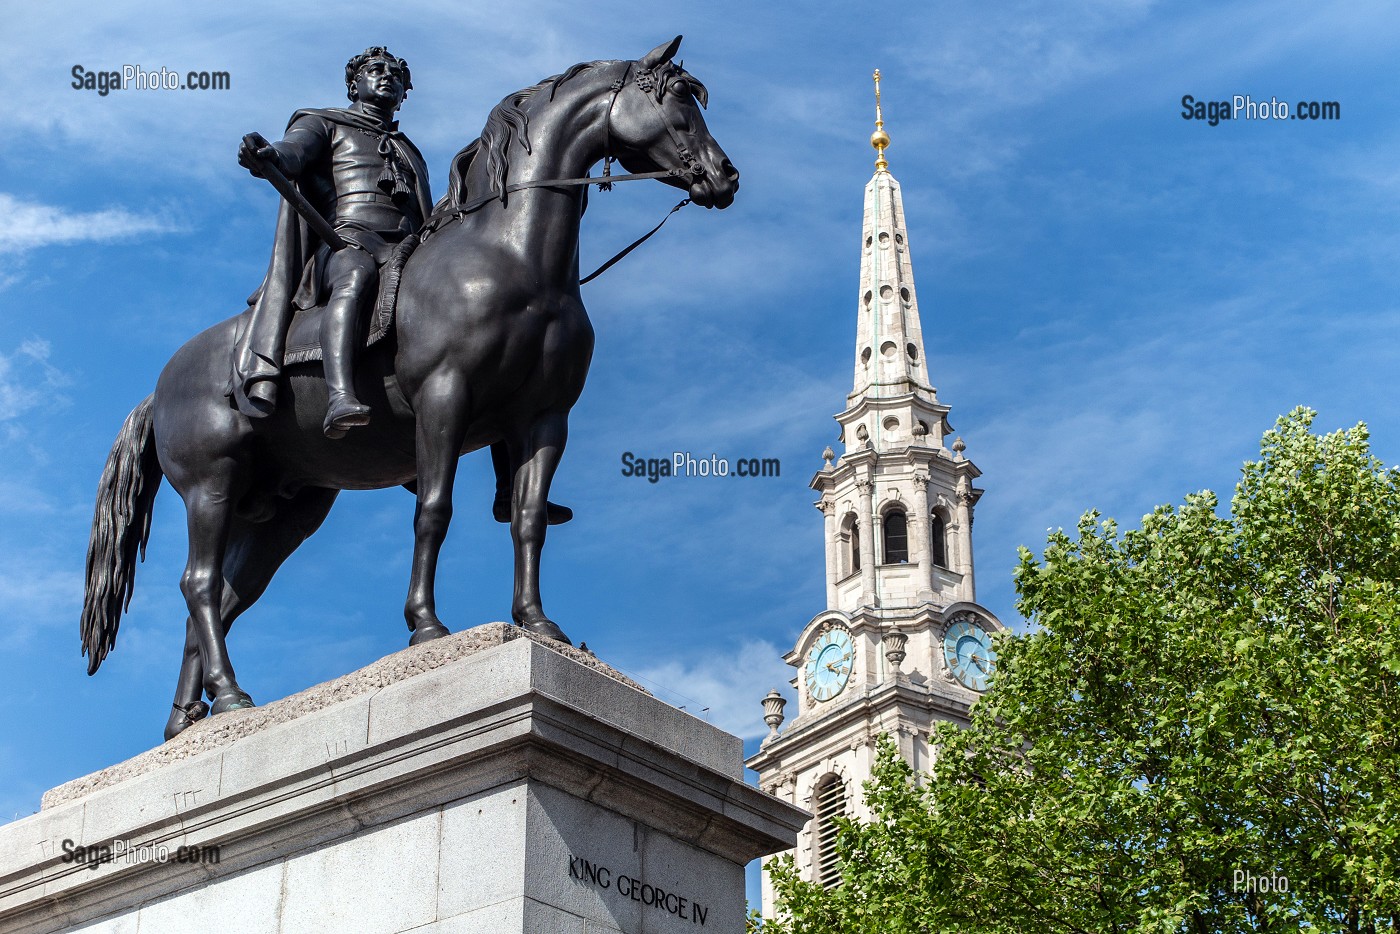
[0,194,177,255]
[622,640,796,741]
[0,560,82,649]
[0,339,72,423]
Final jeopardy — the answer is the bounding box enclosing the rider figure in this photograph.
[233,49,573,523]
[236,46,430,438]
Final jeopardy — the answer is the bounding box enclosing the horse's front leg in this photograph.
[404,372,469,645]
[510,410,572,644]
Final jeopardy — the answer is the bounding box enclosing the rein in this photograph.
[420,60,699,285]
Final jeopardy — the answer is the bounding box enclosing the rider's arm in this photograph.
[268,114,332,180]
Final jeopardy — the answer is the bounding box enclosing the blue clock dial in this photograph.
[803,629,854,702]
[942,619,995,691]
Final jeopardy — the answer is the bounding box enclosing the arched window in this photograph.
[812,773,847,887]
[931,513,948,568]
[882,510,909,564]
[840,513,860,576]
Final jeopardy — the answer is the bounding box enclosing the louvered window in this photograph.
[931,513,948,568]
[883,510,908,564]
[812,773,847,887]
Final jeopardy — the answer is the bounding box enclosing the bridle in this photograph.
[598,61,705,188]
[421,60,705,283]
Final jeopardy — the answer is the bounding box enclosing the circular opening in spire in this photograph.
[879,285,894,301]
[865,235,873,249]
[863,290,873,307]
[895,232,904,246]
[880,341,897,358]
[907,343,919,362]
[900,287,911,303]
[878,232,891,248]
[861,347,872,365]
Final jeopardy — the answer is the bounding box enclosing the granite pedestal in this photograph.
[0,624,808,933]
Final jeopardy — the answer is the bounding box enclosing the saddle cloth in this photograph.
[281,234,419,366]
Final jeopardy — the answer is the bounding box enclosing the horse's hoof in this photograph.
[210,689,256,715]
[492,497,574,525]
[163,700,210,741]
[517,617,571,645]
[409,622,450,646]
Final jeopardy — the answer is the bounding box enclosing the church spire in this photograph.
[871,69,890,173]
[748,76,1003,912]
[848,71,938,430]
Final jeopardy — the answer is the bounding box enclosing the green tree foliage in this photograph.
[763,410,1400,933]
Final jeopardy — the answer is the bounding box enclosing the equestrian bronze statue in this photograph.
[79,37,738,740]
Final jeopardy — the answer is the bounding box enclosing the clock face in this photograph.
[943,619,995,691]
[804,629,854,702]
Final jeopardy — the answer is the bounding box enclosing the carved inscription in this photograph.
[568,854,709,926]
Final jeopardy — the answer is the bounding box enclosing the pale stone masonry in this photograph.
[747,97,1006,916]
[1,625,807,933]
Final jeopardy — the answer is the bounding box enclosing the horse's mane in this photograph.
[437,60,618,210]
[435,56,709,212]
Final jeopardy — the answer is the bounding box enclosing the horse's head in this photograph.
[608,37,739,209]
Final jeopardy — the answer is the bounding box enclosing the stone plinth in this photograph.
[0,625,808,933]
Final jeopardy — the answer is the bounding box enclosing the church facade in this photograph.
[746,74,1005,914]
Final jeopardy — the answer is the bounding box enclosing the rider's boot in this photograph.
[322,296,371,439]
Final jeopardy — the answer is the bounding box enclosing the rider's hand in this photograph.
[238,132,283,178]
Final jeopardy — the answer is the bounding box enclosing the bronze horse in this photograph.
[79,38,738,740]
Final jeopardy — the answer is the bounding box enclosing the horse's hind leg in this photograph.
[167,619,211,739]
[490,442,573,525]
[165,487,339,740]
[176,466,258,715]
[509,411,572,644]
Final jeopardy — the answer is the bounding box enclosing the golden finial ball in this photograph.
[871,128,890,151]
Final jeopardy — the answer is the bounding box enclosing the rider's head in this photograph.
[345,47,412,110]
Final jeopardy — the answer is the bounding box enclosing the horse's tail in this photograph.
[81,394,162,675]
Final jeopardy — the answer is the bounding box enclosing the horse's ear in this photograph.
[639,36,682,71]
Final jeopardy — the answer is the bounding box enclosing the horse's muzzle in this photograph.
[689,158,739,209]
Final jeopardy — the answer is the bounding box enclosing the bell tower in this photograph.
[747,72,1006,913]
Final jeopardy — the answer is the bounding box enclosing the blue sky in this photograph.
[2,0,1398,888]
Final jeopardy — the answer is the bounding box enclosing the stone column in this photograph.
[895,723,916,769]
[818,497,838,608]
[856,477,877,603]
[910,472,933,602]
[956,476,976,602]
